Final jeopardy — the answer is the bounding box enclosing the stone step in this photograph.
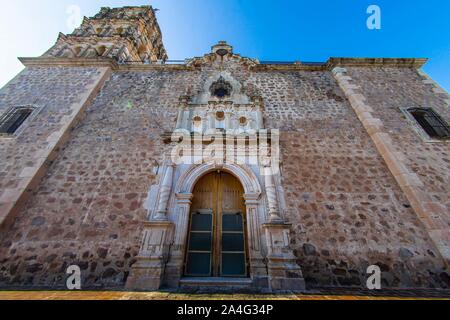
[179,277,253,289]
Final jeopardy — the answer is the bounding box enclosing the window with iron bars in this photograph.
[0,106,35,135]
[408,108,450,140]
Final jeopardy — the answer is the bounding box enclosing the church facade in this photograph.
[0,6,449,291]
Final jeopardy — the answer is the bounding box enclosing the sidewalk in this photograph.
[0,290,449,300]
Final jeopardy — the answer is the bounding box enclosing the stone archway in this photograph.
[176,163,261,195]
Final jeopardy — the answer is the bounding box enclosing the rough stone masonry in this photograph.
[0,5,449,290]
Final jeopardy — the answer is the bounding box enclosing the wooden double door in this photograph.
[185,172,249,278]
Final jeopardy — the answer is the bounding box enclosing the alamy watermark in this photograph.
[66,265,82,290]
[366,265,382,290]
[66,4,82,31]
[367,5,382,30]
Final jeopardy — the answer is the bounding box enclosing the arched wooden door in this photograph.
[184,172,249,278]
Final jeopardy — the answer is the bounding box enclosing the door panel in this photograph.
[222,253,246,277]
[186,253,211,276]
[185,172,248,278]
[185,212,213,277]
[222,233,245,252]
[221,212,247,277]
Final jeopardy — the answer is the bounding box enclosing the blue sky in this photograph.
[1,0,449,91]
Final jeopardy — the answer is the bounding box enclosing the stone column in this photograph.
[207,111,215,134]
[256,109,264,130]
[126,221,174,291]
[164,193,193,288]
[248,131,258,165]
[244,193,269,287]
[178,96,190,130]
[181,110,189,131]
[225,111,232,131]
[225,131,236,165]
[154,163,175,221]
[263,223,305,291]
[247,119,257,135]
[175,109,184,130]
[264,167,283,223]
[262,168,305,291]
[236,134,247,165]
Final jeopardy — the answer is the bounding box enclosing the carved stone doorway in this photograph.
[126,163,306,292]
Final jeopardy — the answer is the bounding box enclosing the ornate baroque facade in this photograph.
[0,6,449,291]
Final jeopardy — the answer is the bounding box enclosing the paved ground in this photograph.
[1,289,449,300]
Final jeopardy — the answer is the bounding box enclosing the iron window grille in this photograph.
[407,107,450,140]
[0,106,36,136]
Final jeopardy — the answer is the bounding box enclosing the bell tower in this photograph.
[44,6,168,63]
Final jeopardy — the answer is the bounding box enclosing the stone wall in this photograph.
[250,70,448,288]
[0,66,113,287]
[347,67,449,211]
[0,68,204,288]
[0,62,448,289]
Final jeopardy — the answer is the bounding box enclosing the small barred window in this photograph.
[408,108,450,140]
[0,106,35,135]
[210,76,232,99]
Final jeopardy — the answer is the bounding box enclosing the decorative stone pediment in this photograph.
[185,41,258,70]
[174,72,264,135]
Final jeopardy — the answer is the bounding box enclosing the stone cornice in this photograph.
[326,57,428,69]
[251,63,325,72]
[19,57,120,69]
[118,63,193,71]
[19,56,429,72]
[19,57,192,71]
[254,58,428,71]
